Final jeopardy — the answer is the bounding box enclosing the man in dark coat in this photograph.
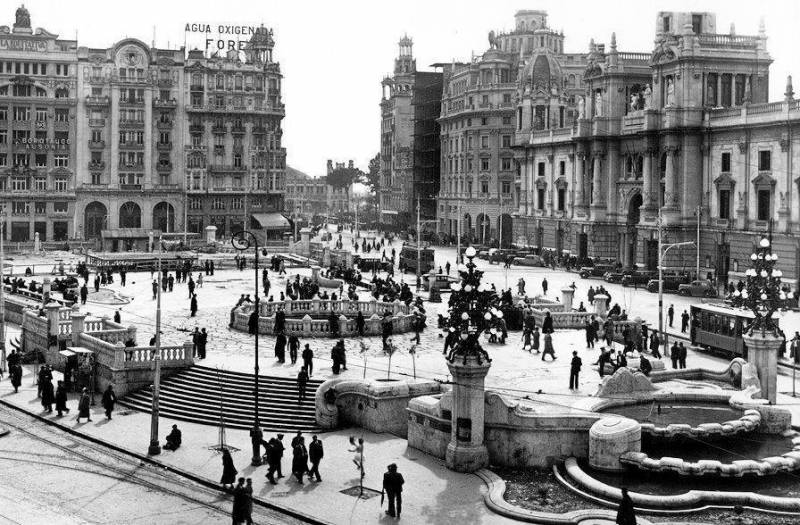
[76,388,92,423]
[291,439,309,484]
[269,434,285,479]
[231,478,247,523]
[275,333,287,363]
[152,280,158,300]
[670,342,679,369]
[101,384,117,419]
[249,426,264,467]
[678,342,688,369]
[297,366,309,402]
[667,304,675,328]
[382,463,405,519]
[569,351,582,390]
[164,424,182,450]
[198,328,208,359]
[55,380,69,416]
[80,284,88,304]
[41,377,55,413]
[542,311,554,334]
[680,310,689,333]
[328,311,339,337]
[114,309,121,324]
[191,327,200,358]
[190,293,198,317]
[355,311,365,336]
[248,310,259,335]
[10,364,22,393]
[274,309,286,335]
[308,435,323,482]
[616,487,637,525]
[302,344,314,376]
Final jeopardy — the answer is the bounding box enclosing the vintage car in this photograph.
[678,279,718,297]
[578,262,617,279]
[512,254,546,267]
[621,270,657,287]
[646,273,692,293]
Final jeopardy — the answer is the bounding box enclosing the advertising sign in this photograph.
[184,23,269,59]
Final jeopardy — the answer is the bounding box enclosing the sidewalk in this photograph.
[0,366,515,525]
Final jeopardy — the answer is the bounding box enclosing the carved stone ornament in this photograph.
[738,142,748,154]
[779,138,789,152]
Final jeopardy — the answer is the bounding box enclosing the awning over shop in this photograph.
[251,213,291,230]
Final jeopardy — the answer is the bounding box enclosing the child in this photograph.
[532,326,541,354]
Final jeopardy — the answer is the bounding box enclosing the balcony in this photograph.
[208,164,247,174]
[88,161,106,171]
[231,125,246,134]
[153,98,177,109]
[88,140,105,149]
[156,120,173,130]
[119,119,144,129]
[119,97,145,106]
[190,84,204,91]
[251,145,269,152]
[252,126,266,134]
[88,118,106,127]
[156,162,173,172]
[79,183,109,191]
[189,124,205,133]
[11,119,30,129]
[54,120,70,130]
[212,124,226,133]
[156,142,173,151]
[119,141,144,150]
[156,78,174,88]
[120,162,144,170]
[86,95,110,107]
[119,184,142,190]
[184,144,207,152]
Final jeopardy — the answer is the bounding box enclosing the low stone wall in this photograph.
[407,393,452,460]
[315,378,442,438]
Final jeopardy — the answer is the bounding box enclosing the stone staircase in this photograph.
[119,365,323,432]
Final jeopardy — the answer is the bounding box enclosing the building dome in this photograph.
[520,52,563,94]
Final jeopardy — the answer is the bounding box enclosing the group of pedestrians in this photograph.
[190,327,210,359]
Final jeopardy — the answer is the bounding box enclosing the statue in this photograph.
[14,4,31,29]
[706,83,715,106]
[643,84,652,109]
[594,92,603,117]
[666,78,675,107]
[488,30,496,49]
[577,96,585,119]
[630,93,639,112]
[779,192,786,209]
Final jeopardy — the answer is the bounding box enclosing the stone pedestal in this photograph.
[593,294,609,317]
[589,417,641,472]
[205,225,217,244]
[42,278,51,306]
[34,232,41,253]
[445,356,491,473]
[311,265,321,282]
[743,331,780,404]
[561,287,575,311]
[322,248,331,267]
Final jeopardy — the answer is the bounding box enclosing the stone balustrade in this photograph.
[232,306,416,337]
[257,298,410,318]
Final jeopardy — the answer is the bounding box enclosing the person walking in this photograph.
[328,310,339,338]
[616,487,637,525]
[649,332,661,359]
[269,434,285,479]
[76,388,92,423]
[275,333,287,363]
[667,304,675,328]
[585,320,595,349]
[55,380,69,416]
[680,310,689,333]
[188,276,196,298]
[542,277,548,296]
[198,328,208,359]
[10,363,22,393]
[569,351,582,390]
[532,326,541,354]
[80,283,88,305]
[152,280,158,300]
[302,344,314,376]
[670,342,679,369]
[243,478,254,525]
[382,463,405,519]
[191,327,200,358]
[114,309,121,324]
[197,272,203,288]
[41,377,55,413]
[291,437,309,484]
[297,366,309,403]
[541,332,556,361]
[355,311,366,336]
[308,435,323,482]
[542,311,554,334]
[231,477,246,524]
[288,334,300,365]
[220,448,238,490]
[101,384,117,420]
[190,293,198,317]
[678,342,687,369]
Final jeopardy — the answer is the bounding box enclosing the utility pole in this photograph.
[148,230,164,456]
[696,205,702,280]
[456,199,461,265]
[0,211,5,374]
[416,197,421,286]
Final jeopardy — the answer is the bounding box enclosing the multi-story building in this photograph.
[74,38,185,251]
[184,28,287,241]
[284,160,355,221]
[0,5,78,242]
[379,37,442,227]
[437,10,587,246]
[325,159,354,216]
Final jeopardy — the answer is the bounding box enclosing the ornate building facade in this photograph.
[0,5,78,242]
[379,37,442,227]
[284,160,354,221]
[439,9,800,283]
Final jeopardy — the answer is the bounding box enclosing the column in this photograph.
[575,154,585,207]
[445,357,491,472]
[592,155,602,205]
[642,150,653,209]
[717,75,722,107]
[521,151,529,214]
[664,148,676,208]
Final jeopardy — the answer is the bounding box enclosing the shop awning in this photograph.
[251,213,291,229]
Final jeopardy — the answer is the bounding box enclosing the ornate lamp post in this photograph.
[231,230,262,465]
[730,237,785,403]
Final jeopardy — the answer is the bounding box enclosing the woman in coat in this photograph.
[616,487,637,525]
[10,364,22,393]
[76,388,92,423]
[101,385,117,420]
[220,448,238,489]
[291,439,308,484]
[41,378,55,413]
[55,381,69,416]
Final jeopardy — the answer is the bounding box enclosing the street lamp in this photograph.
[148,230,164,455]
[656,211,695,358]
[231,230,262,466]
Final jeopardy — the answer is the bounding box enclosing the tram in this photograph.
[399,243,434,274]
[689,303,780,359]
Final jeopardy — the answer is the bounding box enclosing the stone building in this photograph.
[0,5,78,243]
[438,10,587,246]
[284,160,355,221]
[74,38,185,251]
[183,28,287,242]
[440,9,800,283]
[379,36,442,228]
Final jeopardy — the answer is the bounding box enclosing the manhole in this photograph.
[340,486,382,500]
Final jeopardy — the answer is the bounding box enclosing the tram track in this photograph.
[0,405,312,525]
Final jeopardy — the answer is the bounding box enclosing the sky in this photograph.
[13,0,800,176]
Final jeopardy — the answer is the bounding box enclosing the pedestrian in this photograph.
[80,283,88,304]
[680,310,689,333]
[597,348,611,378]
[37,365,52,398]
[349,437,364,474]
[678,342,687,369]
[210,260,215,275]
[76,387,92,423]
[152,280,158,300]
[41,377,55,413]
[569,351,582,390]
[585,320,595,349]
[328,310,339,337]
[542,310,554,334]
[197,272,203,288]
[190,293,198,317]
[188,276,195,298]
[668,304,675,328]
[445,261,451,275]
[532,326,540,353]
[168,273,175,292]
[292,437,309,484]
[164,424,182,450]
[670,342,679,369]
[791,332,800,362]
[542,277,548,296]
[302,344,314,376]
[649,332,661,359]
[198,328,208,359]
[114,309,121,324]
[275,333,287,363]
[120,269,126,287]
[101,384,117,420]
[243,478,254,525]
[55,380,69,416]
[382,463,405,519]
[297,366,309,403]
[616,487,637,525]
[522,328,532,352]
[289,334,300,364]
[220,448,238,490]
[542,332,556,361]
[191,327,200,358]
[231,477,246,524]
[269,434,285,479]
[355,310,365,336]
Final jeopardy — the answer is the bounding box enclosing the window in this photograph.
[481,136,488,149]
[91,173,102,185]
[537,188,545,210]
[190,198,202,210]
[212,197,225,210]
[53,202,68,213]
[0,107,6,121]
[501,181,511,194]
[757,190,771,221]
[13,106,30,121]
[558,188,566,211]
[35,202,47,214]
[663,16,671,33]
[159,132,171,144]
[467,158,473,171]
[35,108,47,122]
[33,177,46,191]
[559,161,566,177]
[537,162,545,177]
[481,181,489,194]
[480,158,489,171]
[54,155,69,168]
[501,158,512,171]
[12,202,28,215]
[692,14,703,34]
[54,179,68,192]
[719,189,731,219]
[191,134,203,148]
[231,197,243,209]
[0,130,5,144]
[481,118,488,126]
[0,154,5,167]
[758,150,771,171]
[54,108,69,122]
[501,135,511,148]
[502,116,512,126]
[721,152,731,172]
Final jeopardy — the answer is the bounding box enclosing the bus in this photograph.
[689,303,780,359]
[399,243,434,274]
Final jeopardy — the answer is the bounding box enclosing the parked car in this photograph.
[512,254,545,267]
[489,249,520,264]
[678,279,717,297]
[579,263,617,279]
[646,273,692,293]
[621,270,657,287]
[604,270,626,284]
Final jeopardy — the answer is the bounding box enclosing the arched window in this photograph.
[55,87,70,98]
[119,201,141,228]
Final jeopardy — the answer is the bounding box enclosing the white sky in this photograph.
[16,0,800,176]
